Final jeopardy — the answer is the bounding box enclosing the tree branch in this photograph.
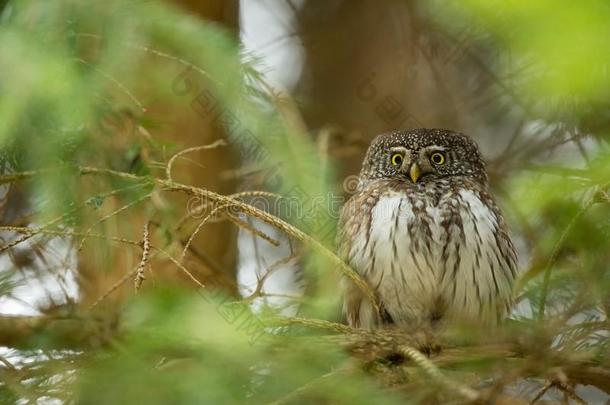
[0,315,116,350]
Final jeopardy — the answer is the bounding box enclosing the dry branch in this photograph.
[0,166,380,315]
[165,140,227,182]
[134,222,151,292]
[0,315,115,350]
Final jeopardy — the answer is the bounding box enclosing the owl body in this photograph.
[338,129,517,328]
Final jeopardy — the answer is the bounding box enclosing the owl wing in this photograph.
[478,189,519,318]
[442,187,519,322]
[337,189,383,329]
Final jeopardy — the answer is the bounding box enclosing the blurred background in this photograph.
[0,0,609,403]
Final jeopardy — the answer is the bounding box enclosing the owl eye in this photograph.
[390,153,404,166]
[430,152,445,165]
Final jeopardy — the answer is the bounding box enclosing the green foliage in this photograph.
[78,289,404,405]
[428,0,610,134]
[0,0,610,403]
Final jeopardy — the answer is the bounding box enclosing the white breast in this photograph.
[347,188,513,326]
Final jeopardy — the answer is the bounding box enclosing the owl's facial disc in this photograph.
[361,129,489,186]
[390,146,445,183]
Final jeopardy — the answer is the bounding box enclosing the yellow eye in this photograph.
[430,152,445,165]
[391,153,404,166]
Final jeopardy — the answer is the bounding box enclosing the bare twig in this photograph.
[75,33,218,85]
[530,380,554,404]
[225,213,281,246]
[180,203,230,262]
[553,380,587,405]
[0,354,16,371]
[0,183,148,254]
[134,222,151,292]
[243,252,300,302]
[77,192,152,251]
[166,140,227,181]
[74,57,146,113]
[538,197,597,321]
[89,268,138,310]
[268,369,348,405]
[399,345,479,402]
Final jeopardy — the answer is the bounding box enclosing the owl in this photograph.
[337,128,518,329]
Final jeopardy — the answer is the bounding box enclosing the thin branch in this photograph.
[0,226,205,292]
[77,192,152,251]
[180,204,230,262]
[165,140,227,182]
[225,213,280,246]
[553,380,587,405]
[75,33,218,85]
[89,268,138,310]
[243,252,300,302]
[399,345,479,402]
[0,183,148,254]
[0,354,16,371]
[530,380,554,404]
[0,315,112,349]
[134,222,151,292]
[74,57,146,113]
[268,369,347,405]
[268,316,356,334]
[538,197,597,321]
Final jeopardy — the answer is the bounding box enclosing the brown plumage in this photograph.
[337,128,517,329]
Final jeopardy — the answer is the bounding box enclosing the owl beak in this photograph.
[409,163,421,183]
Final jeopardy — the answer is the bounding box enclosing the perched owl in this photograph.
[337,129,517,329]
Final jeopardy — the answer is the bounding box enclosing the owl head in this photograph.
[359,128,488,186]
